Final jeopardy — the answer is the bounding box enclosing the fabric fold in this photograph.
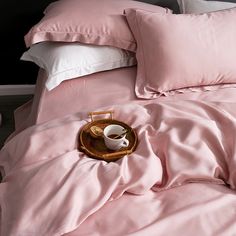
[1,100,236,235]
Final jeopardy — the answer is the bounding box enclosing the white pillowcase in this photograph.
[177,0,236,13]
[21,42,137,90]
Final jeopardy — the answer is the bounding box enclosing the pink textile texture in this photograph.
[12,67,236,136]
[1,99,236,235]
[125,7,236,98]
[66,183,236,236]
[24,0,170,51]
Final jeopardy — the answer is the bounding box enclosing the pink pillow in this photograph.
[24,0,170,51]
[125,7,236,98]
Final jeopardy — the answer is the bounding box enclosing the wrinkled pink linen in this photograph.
[68,183,236,236]
[13,67,236,135]
[1,99,236,235]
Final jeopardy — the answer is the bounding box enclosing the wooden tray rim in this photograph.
[78,119,138,161]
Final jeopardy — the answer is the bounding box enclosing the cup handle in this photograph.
[121,138,129,148]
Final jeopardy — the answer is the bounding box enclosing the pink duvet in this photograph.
[1,99,236,235]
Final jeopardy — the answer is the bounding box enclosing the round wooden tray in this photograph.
[78,118,138,162]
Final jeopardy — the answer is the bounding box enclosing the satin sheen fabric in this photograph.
[12,67,236,138]
[24,0,169,51]
[1,99,236,235]
[125,7,236,98]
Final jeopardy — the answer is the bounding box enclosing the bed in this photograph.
[1,0,236,235]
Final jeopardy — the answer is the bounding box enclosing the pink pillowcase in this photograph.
[125,7,236,98]
[24,0,170,51]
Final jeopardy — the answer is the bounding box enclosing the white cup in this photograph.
[103,124,129,151]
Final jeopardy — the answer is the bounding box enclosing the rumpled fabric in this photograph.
[0,100,236,235]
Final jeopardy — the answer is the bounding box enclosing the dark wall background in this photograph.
[0,0,56,85]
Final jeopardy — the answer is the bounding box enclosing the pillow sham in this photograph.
[20,42,137,91]
[24,0,170,51]
[125,8,236,99]
[177,0,236,14]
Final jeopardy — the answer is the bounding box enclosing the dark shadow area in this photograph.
[0,95,33,148]
[0,0,56,85]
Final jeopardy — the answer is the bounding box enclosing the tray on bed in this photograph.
[78,111,138,162]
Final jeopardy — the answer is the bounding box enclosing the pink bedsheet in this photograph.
[20,67,137,126]
[14,66,236,133]
[1,99,236,235]
[12,67,137,139]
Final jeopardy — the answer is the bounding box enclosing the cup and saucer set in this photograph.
[78,111,138,162]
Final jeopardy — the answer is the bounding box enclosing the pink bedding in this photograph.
[3,0,236,234]
[1,63,236,235]
[1,99,236,235]
[13,67,137,134]
[14,66,236,131]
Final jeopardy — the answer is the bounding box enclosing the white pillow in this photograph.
[21,42,137,90]
[177,0,236,14]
